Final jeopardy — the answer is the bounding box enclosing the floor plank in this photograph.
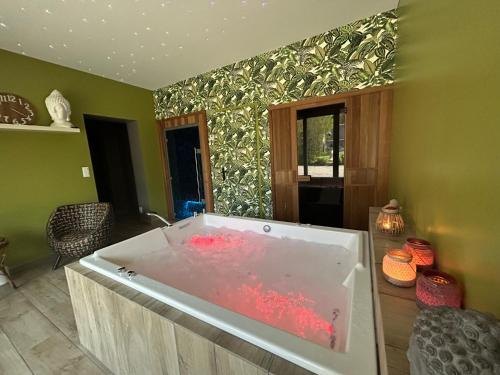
[0,328,33,375]
[19,277,78,342]
[0,292,106,375]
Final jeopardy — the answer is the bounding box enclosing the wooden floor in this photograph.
[0,216,161,375]
[0,261,116,375]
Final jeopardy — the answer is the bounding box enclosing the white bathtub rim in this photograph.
[79,215,376,375]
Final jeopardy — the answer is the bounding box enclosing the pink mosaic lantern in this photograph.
[416,270,462,309]
[382,249,416,287]
[404,238,434,270]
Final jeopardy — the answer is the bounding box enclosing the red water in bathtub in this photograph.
[120,228,351,351]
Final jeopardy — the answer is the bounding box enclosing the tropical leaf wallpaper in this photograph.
[154,10,397,218]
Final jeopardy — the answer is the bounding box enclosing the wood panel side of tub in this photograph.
[65,263,312,375]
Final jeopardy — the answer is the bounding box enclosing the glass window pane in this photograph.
[307,115,333,178]
[297,119,305,175]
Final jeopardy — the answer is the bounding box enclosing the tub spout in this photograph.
[146,212,173,227]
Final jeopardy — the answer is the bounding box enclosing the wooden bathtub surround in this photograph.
[66,263,314,375]
[369,207,419,375]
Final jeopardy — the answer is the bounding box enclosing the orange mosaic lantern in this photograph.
[382,249,416,287]
[376,199,404,235]
[404,238,434,270]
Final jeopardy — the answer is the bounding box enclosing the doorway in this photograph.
[165,125,205,220]
[268,86,393,230]
[297,104,345,227]
[157,111,214,222]
[85,117,139,219]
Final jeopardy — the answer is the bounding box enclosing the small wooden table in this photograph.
[0,237,16,288]
[369,207,418,375]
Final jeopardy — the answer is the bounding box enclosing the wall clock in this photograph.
[0,93,36,125]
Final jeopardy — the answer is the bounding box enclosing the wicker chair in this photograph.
[47,203,113,270]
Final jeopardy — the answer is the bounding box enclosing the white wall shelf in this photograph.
[0,123,80,133]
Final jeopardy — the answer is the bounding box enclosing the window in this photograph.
[297,105,345,179]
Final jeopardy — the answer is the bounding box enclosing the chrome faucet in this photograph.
[146,212,173,227]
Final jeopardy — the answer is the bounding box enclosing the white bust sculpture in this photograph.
[45,90,74,128]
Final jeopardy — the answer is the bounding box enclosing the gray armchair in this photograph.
[47,203,113,269]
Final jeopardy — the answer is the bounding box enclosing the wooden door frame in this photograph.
[157,111,214,222]
[268,85,393,225]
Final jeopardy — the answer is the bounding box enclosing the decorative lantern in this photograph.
[416,270,462,309]
[376,199,405,235]
[382,249,416,287]
[404,238,434,270]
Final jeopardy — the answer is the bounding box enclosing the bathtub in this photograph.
[80,214,376,375]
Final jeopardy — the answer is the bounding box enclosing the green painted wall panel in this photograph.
[0,49,166,268]
[391,1,500,316]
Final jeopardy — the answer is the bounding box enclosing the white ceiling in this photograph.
[0,0,398,90]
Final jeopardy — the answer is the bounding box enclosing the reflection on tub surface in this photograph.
[103,227,353,351]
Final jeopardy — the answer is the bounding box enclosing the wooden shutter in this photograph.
[343,89,393,229]
[269,107,299,222]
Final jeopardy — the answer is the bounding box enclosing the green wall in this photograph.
[391,1,500,316]
[154,11,397,219]
[0,49,166,268]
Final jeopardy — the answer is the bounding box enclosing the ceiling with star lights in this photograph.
[0,0,398,89]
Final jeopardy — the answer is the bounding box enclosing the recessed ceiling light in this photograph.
[63,43,67,48]
[160,42,166,47]
[17,42,22,47]
[151,56,155,60]
[146,26,151,31]
[20,7,25,11]
[45,9,52,15]
[120,64,124,68]
[107,4,112,9]
[68,28,73,32]
[82,17,88,22]
[165,31,169,35]
[140,45,144,48]
[0,23,6,28]
[142,12,147,16]
[107,56,111,60]
[101,18,106,23]
[130,52,135,57]
[49,44,54,49]
[178,45,183,49]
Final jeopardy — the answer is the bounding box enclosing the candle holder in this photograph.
[382,249,416,287]
[416,270,462,309]
[376,199,404,235]
[404,238,434,270]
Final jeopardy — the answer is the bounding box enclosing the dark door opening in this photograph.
[85,117,139,220]
[165,125,206,220]
[297,103,345,227]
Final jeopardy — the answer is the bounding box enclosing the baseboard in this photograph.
[10,254,57,275]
